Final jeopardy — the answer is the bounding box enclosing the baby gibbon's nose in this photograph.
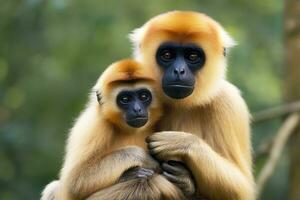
[133,104,142,114]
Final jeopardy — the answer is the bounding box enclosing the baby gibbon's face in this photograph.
[116,88,152,128]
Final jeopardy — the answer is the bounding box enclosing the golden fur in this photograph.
[41,60,184,200]
[130,11,255,200]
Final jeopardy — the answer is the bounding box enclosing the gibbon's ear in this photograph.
[219,28,237,56]
[223,48,227,57]
[96,91,103,105]
[129,27,145,61]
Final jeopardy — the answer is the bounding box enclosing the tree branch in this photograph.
[254,138,273,162]
[256,113,299,198]
[253,101,300,123]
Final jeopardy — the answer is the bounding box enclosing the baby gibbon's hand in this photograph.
[119,167,155,182]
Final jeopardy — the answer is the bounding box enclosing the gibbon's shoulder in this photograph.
[209,80,250,119]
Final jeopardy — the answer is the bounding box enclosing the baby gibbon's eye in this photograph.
[139,92,150,102]
[118,95,131,104]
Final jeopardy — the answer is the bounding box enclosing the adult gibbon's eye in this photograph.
[186,52,200,63]
[160,50,174,61]
[139,92,150,102]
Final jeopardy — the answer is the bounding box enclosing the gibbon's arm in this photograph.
[148,132,254,200]
[147,86,255,200]
[86,172,184,200]
[59,105,158,200]
[61,145,158,200]
[186,138,254,200]
[86,161,197,200]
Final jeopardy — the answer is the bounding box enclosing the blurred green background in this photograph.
[0,0,291,199]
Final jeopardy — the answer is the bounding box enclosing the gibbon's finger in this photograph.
[167,160,188,170]
[167,161,191,174]
[163,171,195,196]
[162,171,182,184]
[149,146,166,156]
[137,174,148,178]
[145,135,157,143]
[147,141,167,149]
[161,162,183,175]
[137,168,154,177]
[139,168,154,173]
[146,133,169,143]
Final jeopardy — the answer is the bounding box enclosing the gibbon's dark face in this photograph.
[116,88,152,128]
[156,42,206,99]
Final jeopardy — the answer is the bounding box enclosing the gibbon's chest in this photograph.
[158,107,205,138]
[110,131,151,151]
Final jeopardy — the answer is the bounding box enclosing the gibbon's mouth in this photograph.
[163,85,194,99]
[126,117,148,128]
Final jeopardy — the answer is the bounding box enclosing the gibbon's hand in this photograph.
[119,166,155,182]
[146,131,199,161]
[120,146,160,169]
[161,161,196,197]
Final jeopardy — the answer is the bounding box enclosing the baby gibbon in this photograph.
[41,59,188,200]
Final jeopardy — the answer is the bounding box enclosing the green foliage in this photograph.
[0,0,283,199]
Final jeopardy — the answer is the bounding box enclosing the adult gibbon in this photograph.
[41,60,195,200]
[130,11,256,200]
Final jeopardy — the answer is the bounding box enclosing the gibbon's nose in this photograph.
[173,67,185,76]
[133,104,142,115]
